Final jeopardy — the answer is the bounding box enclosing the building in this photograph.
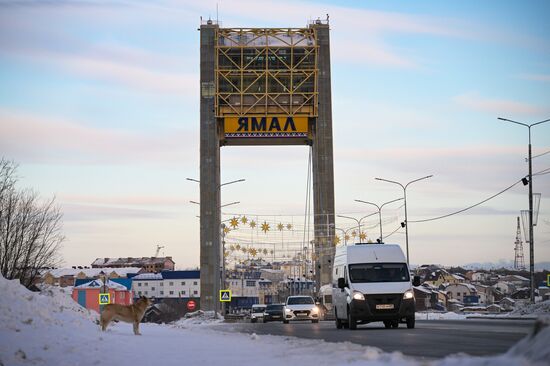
[91,257,175,272]
[473,283,495,305]
[131,270,200,299]
[72,278,133,313]
[445,283,478,304]
[419,266,464,287]
[39,267,141,287]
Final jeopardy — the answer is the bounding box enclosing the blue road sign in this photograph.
[219,290,231,302]
[99,293,111,305]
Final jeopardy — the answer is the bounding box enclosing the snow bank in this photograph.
[416,312,468,320]
[1,273,549,366]
[509,299,550,316]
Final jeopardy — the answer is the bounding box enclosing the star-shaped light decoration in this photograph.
[333,236,340,246]
[223,226,231,235]
[241,216,248,225]
[241,247,247,254]
[249,248,257,257]
[270,250,274,255]
[261,221,270,234]
[359,232,366,241]
[351,230,357,238]
[250,220,256,229]
[223,250,229,258]
[229,217,239,229]
[262,248,268,255]
[345,234,350,242]
[286,223,292,230]
[229,244,235,251]
[235,244,241,251]
[277,223,284,231]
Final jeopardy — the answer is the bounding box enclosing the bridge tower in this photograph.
[199,19,335,312]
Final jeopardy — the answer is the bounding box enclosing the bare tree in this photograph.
[0,158,64,287]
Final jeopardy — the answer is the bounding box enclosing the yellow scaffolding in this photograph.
[215,27,318,118]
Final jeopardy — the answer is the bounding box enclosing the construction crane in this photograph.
[154,245,165,257]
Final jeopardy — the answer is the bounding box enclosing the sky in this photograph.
[0,0,549,269]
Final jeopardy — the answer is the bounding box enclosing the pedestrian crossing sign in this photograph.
[99,293,111,305]
[220,290,231,302]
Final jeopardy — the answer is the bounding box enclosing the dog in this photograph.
[100,296,151,335]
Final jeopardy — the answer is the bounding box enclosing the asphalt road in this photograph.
[218,318,535,359]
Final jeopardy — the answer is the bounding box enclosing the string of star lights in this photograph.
[218,210,403,269]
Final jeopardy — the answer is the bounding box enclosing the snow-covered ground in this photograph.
[1,274,549,366]
[416,300,550,320]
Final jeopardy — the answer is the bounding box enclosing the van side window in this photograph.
[344,266,348,284]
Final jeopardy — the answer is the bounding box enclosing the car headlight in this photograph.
[311,306,319,314]
[352,291,365,301]
[403,290,414,300]
[285,308,292,313]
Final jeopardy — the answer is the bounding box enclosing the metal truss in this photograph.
[215,28,318,117]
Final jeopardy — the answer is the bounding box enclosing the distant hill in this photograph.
[461,260,550,271]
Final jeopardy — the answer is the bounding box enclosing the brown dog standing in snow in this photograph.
[100,296,151,335]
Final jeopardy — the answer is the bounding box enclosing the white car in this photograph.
[283,296,320,323]
[250,304,266,323]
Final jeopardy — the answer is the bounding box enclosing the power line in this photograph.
[408,179,522,223]
[409,166,549,224]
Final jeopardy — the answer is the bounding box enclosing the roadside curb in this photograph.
[465,316,537,320]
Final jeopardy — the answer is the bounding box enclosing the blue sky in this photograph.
[1,0,549,269]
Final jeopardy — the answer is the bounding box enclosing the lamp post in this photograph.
[498,117,550,303]
[375,175,433,265]
[336,212,378,243]
[187,177,245,315]
[354,197,404,243]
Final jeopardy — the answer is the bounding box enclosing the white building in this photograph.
[445,283,477,303]
[132,270,200,299]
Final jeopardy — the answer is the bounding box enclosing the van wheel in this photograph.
[335,310,343,329]
[383,321,392,329]
[406,316,415,329]
[348,308,357,330]
[283,320,289,324]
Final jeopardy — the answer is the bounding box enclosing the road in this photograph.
[218,318,535,359]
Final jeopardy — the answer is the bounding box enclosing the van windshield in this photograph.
[349,263,410,283]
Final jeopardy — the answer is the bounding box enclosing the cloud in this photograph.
[453,92,547,116]
[61,202,177,221]
[0,109,196,164]
[59,194,190,207]
[517,73,550,82]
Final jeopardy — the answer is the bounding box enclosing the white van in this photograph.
[332,244,420,330]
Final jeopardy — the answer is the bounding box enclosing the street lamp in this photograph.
[336,212,378,243]
[334,227,353,246]
[375,175,433,264]
[355,197,404,243]
[189,200,241,209]
[186,177,245,314]
[498,117,550,303]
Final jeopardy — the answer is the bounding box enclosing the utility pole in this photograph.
[498,117,550,303]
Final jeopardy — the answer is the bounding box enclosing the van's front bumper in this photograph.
[349,294,415,321]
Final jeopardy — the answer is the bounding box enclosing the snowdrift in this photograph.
[0,273,548,366]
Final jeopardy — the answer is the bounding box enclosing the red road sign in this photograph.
[187,300,196,311]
